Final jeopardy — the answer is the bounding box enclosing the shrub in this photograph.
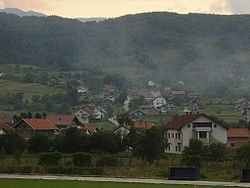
[96,156,118,167]
[73,152,92,167]
[39,152,62,166]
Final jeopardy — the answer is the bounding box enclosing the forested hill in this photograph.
[1,12,250,95]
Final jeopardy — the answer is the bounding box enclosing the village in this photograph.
[1,77,250,155]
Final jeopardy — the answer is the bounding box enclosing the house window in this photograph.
[168,133,170,138]
[172,133,174,138]
[214,124,217,128]
[188,124,191,128]
[178,144,181,152]
[175,133,178,138]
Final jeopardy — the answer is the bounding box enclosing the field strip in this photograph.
[0,174,250,187]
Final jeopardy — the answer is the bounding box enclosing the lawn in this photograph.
[0,179,240,188]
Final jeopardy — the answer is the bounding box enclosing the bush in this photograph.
[73,152,92,167]
[39,152,62,166]
[96,156,118,167]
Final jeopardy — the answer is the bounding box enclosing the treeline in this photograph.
[0,127,165,164]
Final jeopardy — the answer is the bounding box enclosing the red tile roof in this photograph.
[0,122,15,131]
[163,114,202,130]
[164,87,172,91]
[137,92,155,99]
[132,122,155,129]
[171,91,186,95]
[78,126,97,134]
[47,115,76,127]
[18,119,59,131]
[228,128,250,138]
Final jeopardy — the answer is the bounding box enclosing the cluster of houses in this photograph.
[0,115,98,138]
[0,112,250,154]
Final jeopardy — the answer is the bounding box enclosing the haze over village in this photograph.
[1,0,250,186]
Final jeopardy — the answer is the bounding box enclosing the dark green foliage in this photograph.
[117,112,133,126]
[90,131,124,153]
[182,139,205,167]
[28,134,53,154]
[72,152,92,167]
[2,13,250,96]
[96,156,118,167]
[204,143,226,162]
[54,127,90,153]
[39,152,62,166]
[129,96,145,110]
[123,127,144,149]
[236,143,250,168]
[0,131,26,156]
[134,127,165,164]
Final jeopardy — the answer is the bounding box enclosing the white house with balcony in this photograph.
[162,113,227,154]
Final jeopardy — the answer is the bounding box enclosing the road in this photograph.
[123,95,131,111]
[0,174,250,187]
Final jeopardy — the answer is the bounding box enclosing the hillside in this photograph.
[0,8,46,17]
[1,12,250,95]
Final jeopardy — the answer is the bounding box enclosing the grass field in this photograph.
[0,179,240,188]
[0,80,66,100]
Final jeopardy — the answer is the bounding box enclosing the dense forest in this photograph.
[1,12,250,95]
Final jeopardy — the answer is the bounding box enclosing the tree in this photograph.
[134,127,165,164]
[236,143,250,168]
[182,139,204,167]
[28,134,53,154]
[204,143,226,162]
[117,113,133,126]
[34,112,42,119]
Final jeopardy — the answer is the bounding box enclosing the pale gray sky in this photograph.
[0,0,249,18]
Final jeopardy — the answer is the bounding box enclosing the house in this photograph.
[243,110,250,122]
[129,109,145,122]
[151,90,161,98]
[80,105,106,120]
[15,119,59,137]
[0,72,5,78]
[78,126,98,135]
[227,128,250,147]
[170,91,186,97]
[114,125,130,138]
[155,103,175,112]
[235,98,250,112]
[153,97,166,108]
[0,122,15,135]
[77,86,88,93]
[137,92,155,102]
[184,100,199,112]
[75,109,89,124]
[47,115,81,129]
[114,121,155,138]
[162,113,227,154]
[101,96,115,109]
[148,80,156,87]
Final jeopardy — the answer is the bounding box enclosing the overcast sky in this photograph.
[0,0,250,18]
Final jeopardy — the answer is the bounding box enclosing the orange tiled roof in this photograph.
[228,128,250,138]
[79,126,97,134]
[47,115,76,127]
[132,122,155,129]
[0,116,13,123]
[20,119,59,131]
[171,91,186,95]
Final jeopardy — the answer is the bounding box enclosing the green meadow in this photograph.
[0,179,240,188]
